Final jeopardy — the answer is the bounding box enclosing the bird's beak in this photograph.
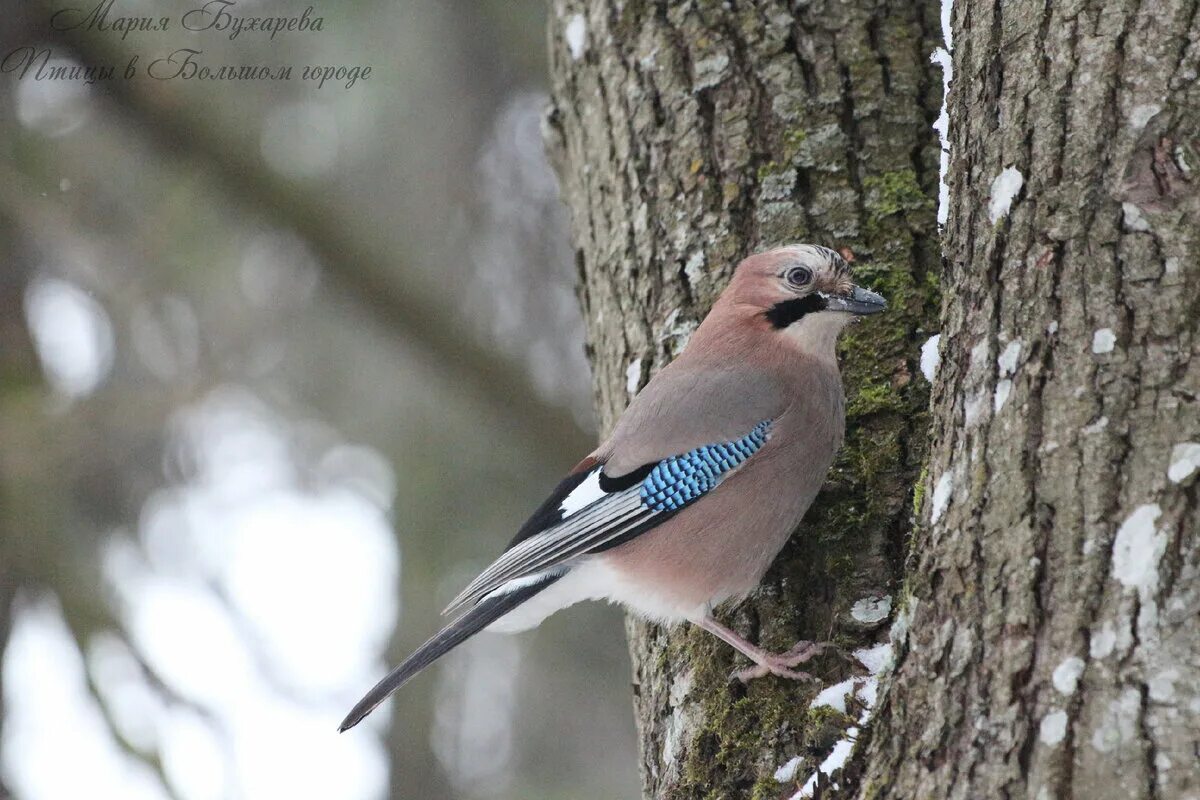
[822,285,887,316]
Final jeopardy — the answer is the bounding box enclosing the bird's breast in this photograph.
[600,404,843,617]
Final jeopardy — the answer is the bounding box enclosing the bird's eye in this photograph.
[785,267,813,288]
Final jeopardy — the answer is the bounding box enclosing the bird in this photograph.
[339,243,886,732]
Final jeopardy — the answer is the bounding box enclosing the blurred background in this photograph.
[0,1,640,798]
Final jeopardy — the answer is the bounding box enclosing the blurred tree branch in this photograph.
[44,19,592,470]
[74,631,187,800]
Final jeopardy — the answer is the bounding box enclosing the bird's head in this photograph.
[730,244,886,321]
[717,244,886,354]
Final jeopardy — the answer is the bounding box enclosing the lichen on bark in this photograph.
[545,0,942,795]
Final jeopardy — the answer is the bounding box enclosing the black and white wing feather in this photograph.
[340,419,774,733]
[442,465,658,615]
[443,419,772,617]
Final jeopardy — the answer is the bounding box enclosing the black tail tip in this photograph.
[337,714,361,733]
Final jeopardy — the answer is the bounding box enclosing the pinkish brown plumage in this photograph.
[340,244,886,732]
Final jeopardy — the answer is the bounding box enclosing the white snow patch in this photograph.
[1047,320,1059,335]
[1122,202,1151,232]
[558,468,605,516]
[932,0,953,223]
[1040,710,1069,746]
[810,675,880,722]
[1111,504,1165,593]
[1167,442,1200,483]
[775,756,803,782]
[931,48,952,226]
[851,595,892,625]
[564,14,587,60]
[794,660,885,795]
[931,471,953,524]
[1092,328,1116,354]
[994,379,1013,413]
[1129,104,1161,130]
[1090,622,1117,659]
[998,340,1022,375]
[810,678,857,714]
[920,334,941,382]
[794,729,857,799]
[625,357,643,397]
[1082,416,1109,435]
[853,642,893,676]
[988,166,1024,223]
[857,678,879,712]
[1052,657,1085,696]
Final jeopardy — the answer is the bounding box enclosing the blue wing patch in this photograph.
[445,419,775,615]
[639,420,771,511]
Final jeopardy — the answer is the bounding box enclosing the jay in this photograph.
[340,243,885,732]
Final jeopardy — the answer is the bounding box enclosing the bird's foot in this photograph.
[730,640,830,684]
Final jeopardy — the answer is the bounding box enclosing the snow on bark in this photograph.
[920,334,941,382]
[987,166,1023,223]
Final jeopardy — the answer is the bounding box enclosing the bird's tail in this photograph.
[338,572,562,732]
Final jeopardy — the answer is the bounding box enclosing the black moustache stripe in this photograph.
[765,294,827,328]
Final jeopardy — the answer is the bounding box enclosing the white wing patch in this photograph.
[486,572,559,598]
[444,490,647,615]
[558,467,605,517]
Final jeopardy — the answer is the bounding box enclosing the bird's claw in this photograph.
[730,663,816,682]
[729,640,832,684]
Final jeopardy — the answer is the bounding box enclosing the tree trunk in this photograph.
[855,1,1200,798]
[546,0,942,796]
[549,0,1199,797]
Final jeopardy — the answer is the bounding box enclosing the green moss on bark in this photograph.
[863,169,932,218]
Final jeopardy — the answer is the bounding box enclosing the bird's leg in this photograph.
[694,614,829,683]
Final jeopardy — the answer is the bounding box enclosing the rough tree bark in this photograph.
[855,1,1200,798]
[548,0,1199,798]
[546,0,942,796]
